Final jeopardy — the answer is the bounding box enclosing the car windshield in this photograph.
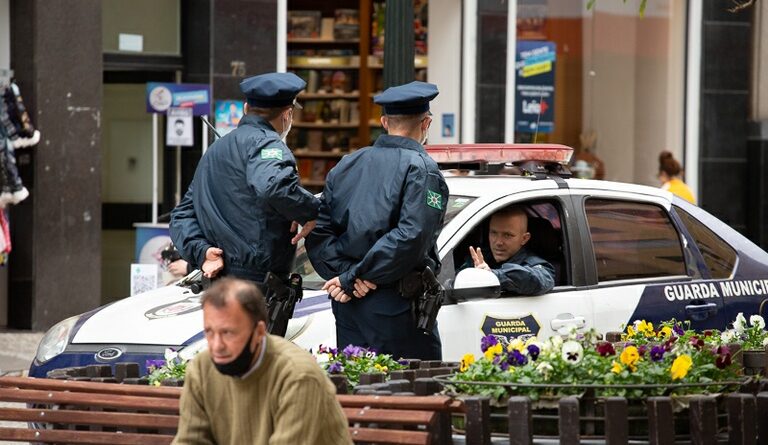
[293,195,476,289]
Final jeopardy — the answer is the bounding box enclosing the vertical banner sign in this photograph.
[166,107,194,146]
[515,41,556,134]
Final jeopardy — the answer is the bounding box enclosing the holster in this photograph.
[398,271,425,300]
[262,273,303,337]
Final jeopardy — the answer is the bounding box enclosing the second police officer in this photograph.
[170,72,319,285]
[306,81,449,360]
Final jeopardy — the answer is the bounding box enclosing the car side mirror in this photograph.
[446,268,501,303]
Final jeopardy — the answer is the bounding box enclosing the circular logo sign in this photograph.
[95,347,124,362]
[148,86,173,112]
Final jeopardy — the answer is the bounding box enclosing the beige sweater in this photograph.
[173,335,352,445]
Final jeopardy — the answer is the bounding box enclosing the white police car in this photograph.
[30,145,768,377]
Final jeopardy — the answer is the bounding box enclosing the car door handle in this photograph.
[550,315,586,332]
[685,302,717,320]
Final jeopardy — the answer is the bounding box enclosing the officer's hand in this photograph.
[202,247,224,278]
[323,277,351,303]
[353,279,377,298]
[168,259,189,278]
[469,246,491,272]
[290,220,317,245]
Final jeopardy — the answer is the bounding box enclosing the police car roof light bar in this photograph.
[424,143,574,165]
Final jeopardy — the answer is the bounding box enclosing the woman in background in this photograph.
[658,151,696,204]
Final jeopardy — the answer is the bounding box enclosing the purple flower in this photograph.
[509,349,528,366]
[638,345,648,357]
[398,359,409,366]
[689,336,705,350]
[145,359,166,370]
[480,335,498,353]
[650,345,666,362]
[526,344,541,361]
[329,347,338,355]
[342,345,364,358]
[327,361,343,374]
[673,324,685,336]
[714,345,732,369]
[596,342,616,357]
[499,360,510,371]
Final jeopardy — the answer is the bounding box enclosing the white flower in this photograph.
[763,337,768,347]
[535,361,553,375]
[164,348,179,363]
[720,330,736,344]
[750,315,765,330]
[561,341,583,364]
[734,313,748,334]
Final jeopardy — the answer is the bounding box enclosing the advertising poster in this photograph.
[515,41,556,134]
[215,100,244,136]
[166,107,194,146]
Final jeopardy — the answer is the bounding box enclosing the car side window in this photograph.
[675,206,737,279]
[585,199,685,282]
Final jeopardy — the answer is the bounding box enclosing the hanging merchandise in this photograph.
[1,82,40,148]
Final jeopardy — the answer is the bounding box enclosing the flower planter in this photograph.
[742,346,768,376]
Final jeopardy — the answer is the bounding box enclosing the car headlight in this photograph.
[35,316,79,364]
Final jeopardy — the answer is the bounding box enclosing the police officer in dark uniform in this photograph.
[170,72,319,284]
[305,81,448,360]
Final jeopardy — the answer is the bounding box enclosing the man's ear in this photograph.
[521,231,531,245]
[381,116,388,131]
[256,320,267,337]
[243,102,250,115]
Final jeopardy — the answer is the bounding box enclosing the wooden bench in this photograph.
[0,376,457,445]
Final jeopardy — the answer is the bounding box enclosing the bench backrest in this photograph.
[0,376,454,445]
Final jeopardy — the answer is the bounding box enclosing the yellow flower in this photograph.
[459,353,475,372]
[670,354,693,380]
[484,343,503,360]
[637,320,655,337]
[611,360,622,374]
[620,346,641,372]
[507,338,525,353]
[658,326,672,339]
[625,325,636,339]
[153,381,161,387]
[373,363,388,373]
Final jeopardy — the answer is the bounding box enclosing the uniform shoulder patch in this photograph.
[426,189,442,210]
[261,147,283,160]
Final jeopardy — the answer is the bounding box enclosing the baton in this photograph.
[201,116,222,139]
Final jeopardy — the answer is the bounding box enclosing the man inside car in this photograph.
[466,206,555,295]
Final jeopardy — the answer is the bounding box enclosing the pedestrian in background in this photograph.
[306,81,448,360]
[170,72,320,283]
[658,150,695,204]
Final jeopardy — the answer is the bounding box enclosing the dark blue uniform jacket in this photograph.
[170,115,319,281]
[462,246,555,295]
[306,135,449,300]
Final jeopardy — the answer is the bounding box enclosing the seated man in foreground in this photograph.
[173,278,351,445]
[466,206,555,296]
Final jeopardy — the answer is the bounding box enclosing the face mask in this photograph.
[280,111,292,141]
[212,329,256,377]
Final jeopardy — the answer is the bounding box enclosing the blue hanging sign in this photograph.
[146,82,211,116]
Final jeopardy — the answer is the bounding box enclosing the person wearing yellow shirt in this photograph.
[658,151,696,204]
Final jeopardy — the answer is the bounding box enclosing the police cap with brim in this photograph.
[240,72,306,109]
[374,81,439,115]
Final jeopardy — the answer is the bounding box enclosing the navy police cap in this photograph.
[240,72,306,108]
[374,81,439,115]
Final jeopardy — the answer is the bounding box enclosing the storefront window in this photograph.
[475,0,686,185]
[103,0,181,55]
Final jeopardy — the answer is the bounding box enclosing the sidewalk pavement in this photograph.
[0,331,43,376]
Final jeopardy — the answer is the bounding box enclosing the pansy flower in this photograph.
[480,335,499,353]
[670,354,692,380]
[509,349,528,366]
[561,341,583,364]
[459,353,475,372]
[526,344,541,361]
[650,345,665,362]
[327,361,343,373]
[657,326,673,339]
[596,341,616,357]
[620,346,640,372]
[484,342,503,360]
[673,323,685,336]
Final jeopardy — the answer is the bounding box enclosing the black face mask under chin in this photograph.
[213,330,256,377]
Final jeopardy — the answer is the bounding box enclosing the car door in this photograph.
[567,189,726,334]
[435,188,594,361]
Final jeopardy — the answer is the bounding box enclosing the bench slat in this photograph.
[350,427,430,445]
[0,428,173,445]
[338,394,453,411]
[343,407,434,425]
[0,407,179,429]
[0,376,182,399]
[0,388,179,414]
